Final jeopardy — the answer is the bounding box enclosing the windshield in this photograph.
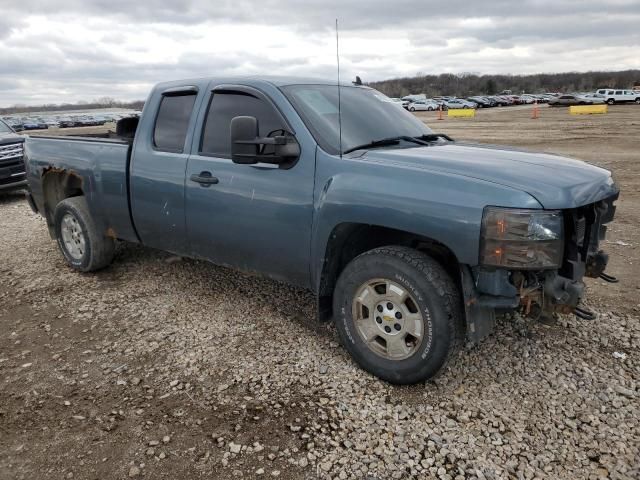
[281,85,434,155]
[0,120,13,134]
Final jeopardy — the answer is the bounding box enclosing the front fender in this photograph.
[310,149,541,293]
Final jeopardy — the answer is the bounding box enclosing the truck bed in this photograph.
[25,135,139,243]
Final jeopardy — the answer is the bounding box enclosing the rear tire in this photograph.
[54,197,115,272]
[333,246,464,384]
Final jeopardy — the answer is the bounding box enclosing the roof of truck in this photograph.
[153,75,368,90]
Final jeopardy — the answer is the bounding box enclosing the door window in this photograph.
[153,92,197,152]
[200,92,286,158]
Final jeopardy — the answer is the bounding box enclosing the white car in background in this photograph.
[443,98,475,109]
[407,99,440,112]
[595,89,640,105]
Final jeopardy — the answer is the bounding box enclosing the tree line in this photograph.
[1,97,145,115]
[369,70,640,98]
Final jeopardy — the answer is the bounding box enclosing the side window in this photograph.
[200,92,286,157]
[615,90,622,95]
[153,93,197,152]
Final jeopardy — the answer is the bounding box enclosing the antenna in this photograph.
[336,18,343,159]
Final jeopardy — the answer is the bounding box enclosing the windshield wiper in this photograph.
[415,133,454,142]
[343,135,430,154]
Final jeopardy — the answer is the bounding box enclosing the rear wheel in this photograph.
[54,197,115,272]
[333,246,464,384]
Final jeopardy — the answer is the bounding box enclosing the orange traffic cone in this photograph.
[531,100,539,119]
[437,105,444,120]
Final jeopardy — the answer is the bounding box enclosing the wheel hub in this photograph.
[352,279,425,361]
[374,301,404,335]
[60,213,86,260]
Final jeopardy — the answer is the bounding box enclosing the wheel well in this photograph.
[42,170,84,231]
[317,223,460,322]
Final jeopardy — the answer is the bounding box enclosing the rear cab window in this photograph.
[153,92,198,152]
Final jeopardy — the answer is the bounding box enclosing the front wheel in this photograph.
[409,107,415,112]
[607,99,615,105]
[54,197,115,272]
[333,246,464,384]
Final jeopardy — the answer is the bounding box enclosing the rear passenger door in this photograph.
[130,85,201,255]
[184,85,315,287]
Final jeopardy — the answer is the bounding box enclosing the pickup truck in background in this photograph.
[24,77,619,384]
[0,119,26,192]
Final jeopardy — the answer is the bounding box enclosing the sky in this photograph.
[1,0,639,106]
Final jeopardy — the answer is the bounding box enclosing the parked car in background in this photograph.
[548,94,605,107]
[0,119,26,192]
[58,117,77,128]
[467,96,492,108]
[22,120,48,130]
[493,95,514,106]
[443,98,475,109]
[595,89,640,105]
[518,95,537,104]
[407,99,440,112]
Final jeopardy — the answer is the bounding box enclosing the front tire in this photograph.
[54,197,115,272]
[333,246,464,384]
[607,98,615,105]
[409,106,415,112]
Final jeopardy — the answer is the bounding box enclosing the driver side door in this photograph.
[184,85,315,287]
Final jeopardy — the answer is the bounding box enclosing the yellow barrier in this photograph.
[447,108,476,118]
[569,105,607,115]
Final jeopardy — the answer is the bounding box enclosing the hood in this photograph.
[0,132,24,146]
[360,142,618,209]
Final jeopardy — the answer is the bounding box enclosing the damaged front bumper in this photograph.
[462,192,619,344]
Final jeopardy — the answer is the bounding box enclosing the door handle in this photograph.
[190,171,219,185]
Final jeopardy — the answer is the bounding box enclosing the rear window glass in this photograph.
[153,93,197,152]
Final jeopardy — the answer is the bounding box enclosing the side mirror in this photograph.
[231,116,259,164]
[230,115,301,166]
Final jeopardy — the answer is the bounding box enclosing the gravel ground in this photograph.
[1,106,639,480]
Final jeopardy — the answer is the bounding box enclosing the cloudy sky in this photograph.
[1,0,639,106]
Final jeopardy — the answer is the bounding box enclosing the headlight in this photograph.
[480,207,563,269]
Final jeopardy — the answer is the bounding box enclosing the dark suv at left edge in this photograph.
[0,119,26,192]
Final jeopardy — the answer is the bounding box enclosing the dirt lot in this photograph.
[1,106,638,480]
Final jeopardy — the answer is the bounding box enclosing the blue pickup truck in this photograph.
[24,77,619,384]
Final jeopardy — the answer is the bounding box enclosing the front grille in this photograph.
[560,194,618,280]
[0,141,26,185]
[0,142,24,166]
